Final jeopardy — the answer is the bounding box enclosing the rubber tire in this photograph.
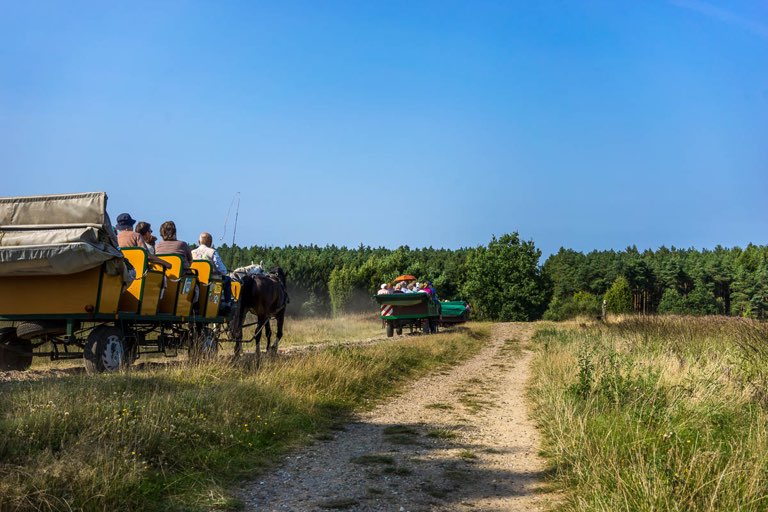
[386,322,394,338]
[84,325,127,373]
[429,319,438,334]
[0,327,33,371]
[16,320,67,340]
[189,327,219,361]
[422,320,430,334]
[396,326,403,336]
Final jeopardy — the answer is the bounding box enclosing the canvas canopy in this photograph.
[0,192,127,277]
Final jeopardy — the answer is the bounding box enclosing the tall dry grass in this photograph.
[272,312,383,347]
[530,316,768,511]
[0,323,488,511]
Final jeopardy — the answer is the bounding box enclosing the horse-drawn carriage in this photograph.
[375,292,442,337]
[0,192,286,372]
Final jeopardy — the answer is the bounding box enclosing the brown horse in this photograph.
[230,267,288,356]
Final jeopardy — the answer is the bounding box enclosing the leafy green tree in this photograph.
[604,276,632,314]
[328,266,355,316]
[462,233,547,321]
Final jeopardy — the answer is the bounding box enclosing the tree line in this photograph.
[543,244,768,320]
[216,236,768,321]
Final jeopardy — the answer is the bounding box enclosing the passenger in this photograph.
[431,282,438,300]
[155,221,194,269]
[192,232,232,307]
[394,283,404,293]
[377,283,390,295]
[155,220,198,304]
[115,213,144,248]
[423,281,439,304]
[413,282,421,293]
[135,222,157,254]
[116,214,171,270]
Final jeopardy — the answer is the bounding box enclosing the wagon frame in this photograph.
[374,292,442,337]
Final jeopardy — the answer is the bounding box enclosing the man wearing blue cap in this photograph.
[116,213,171,269]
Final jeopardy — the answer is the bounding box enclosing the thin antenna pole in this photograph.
[230,193,241,268]
[220,193,239,243]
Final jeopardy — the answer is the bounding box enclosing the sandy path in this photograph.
[240,323,558,511]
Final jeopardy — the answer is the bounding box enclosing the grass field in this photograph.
[254,312,384,348]
[0,319,487,511]
[529,316,768,511]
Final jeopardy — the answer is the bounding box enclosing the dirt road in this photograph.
[240,323,558,511]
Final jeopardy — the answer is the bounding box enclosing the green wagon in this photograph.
[438,300,470,325]
[374,292,441,337]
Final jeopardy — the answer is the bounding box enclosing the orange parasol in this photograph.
[394,274,416,282]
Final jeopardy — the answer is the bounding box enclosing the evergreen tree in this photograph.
[658,288,686,314]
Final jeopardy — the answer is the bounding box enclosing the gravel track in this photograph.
[240,322,558,511]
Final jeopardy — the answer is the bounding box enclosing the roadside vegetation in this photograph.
[529,316,768,511]
[220,232,548,321]
[0,323,488,511]
[219,238,768,321]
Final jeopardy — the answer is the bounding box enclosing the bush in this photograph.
[543,291,601,320]
[604,276,632,314]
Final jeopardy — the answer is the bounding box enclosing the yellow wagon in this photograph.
[0,192,235,372]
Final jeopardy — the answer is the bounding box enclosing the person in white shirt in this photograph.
[192,232,232,309]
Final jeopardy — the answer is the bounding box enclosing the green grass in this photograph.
[426,428,458,440]
[0,322,489,511]
[529,316,768,511]
[424,402,454,410]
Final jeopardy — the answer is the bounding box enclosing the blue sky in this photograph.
[2,1,767,257]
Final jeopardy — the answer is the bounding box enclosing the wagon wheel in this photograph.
[396,325,403,336]
[429,318,438,334]
[189,326,219,361]
[421,319,430,334]
[84,325,128,373]
[0,327,33,371]
[386,321,394,338]
[16,320,67,340]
